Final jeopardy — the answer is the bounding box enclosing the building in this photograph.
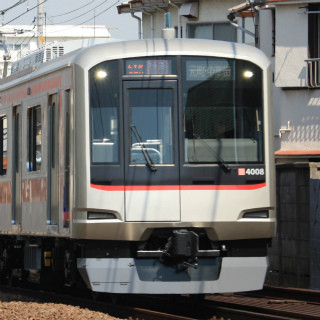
[117,0,256,45]
[0,24,111,77]
[258,0,320,290]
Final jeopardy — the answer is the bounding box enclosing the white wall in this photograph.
[259,3,320,153]
[274,5,308,88]
[275,89,320,151]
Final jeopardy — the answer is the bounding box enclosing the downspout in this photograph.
[142,10,154,39]
[131,13,142,39]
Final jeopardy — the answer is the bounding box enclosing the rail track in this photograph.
[1,284,320,319]
[206,285,320,319]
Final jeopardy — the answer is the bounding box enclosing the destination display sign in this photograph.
[125,59,172,75]
[186,59,232,81]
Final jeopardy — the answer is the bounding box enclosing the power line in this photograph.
[2,0,48,26]
[45,0,119,34]
[49,0,96,18]
[0,0,27,14]
[12,20,37,47]
[47,0,108,25]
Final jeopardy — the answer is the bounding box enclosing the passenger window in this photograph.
[0,116,7,175]
[27,106,42,171]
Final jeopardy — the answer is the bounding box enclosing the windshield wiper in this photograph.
[130,125,157,172]
[193,133,231,172]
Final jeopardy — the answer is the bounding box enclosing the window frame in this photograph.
[308,4,320,59]
[187,22,237,42]
[27,106,42,172]
[181,56,264,164]
[0,115,7,176]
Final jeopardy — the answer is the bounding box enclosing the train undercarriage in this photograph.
[0,229,270,294]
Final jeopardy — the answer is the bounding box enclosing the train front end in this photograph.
[72,39,276,294]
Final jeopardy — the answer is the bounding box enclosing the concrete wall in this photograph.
[274,89,320,152]
[259,4,320,153]
[274,5,308,88]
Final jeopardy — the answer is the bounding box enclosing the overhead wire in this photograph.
[2,0,48,26]
[47,0,110,25]
[3,17,37,61]
[45,0,120,34]
[49,0,97,18]
[0,0,27,14]
[12,19,37,47]
[2,0,119,48]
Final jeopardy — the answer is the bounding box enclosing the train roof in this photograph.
[73,38,271,70]
[0,38,271,91]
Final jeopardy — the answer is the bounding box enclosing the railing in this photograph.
[305,58,320,88]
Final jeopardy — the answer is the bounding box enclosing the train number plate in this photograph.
[238,168,265,176]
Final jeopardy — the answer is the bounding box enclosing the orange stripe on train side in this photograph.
[22,178,47,203]
[90,183,266,191]
[2,77,62,104]
[0,181,12,203]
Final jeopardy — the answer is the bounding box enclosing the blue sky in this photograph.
[2,0,139,40]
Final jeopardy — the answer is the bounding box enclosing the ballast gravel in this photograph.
[0,291,124,320]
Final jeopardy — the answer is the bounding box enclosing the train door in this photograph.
[12,106,22,225]
[47,94,59,224]
[123,80,180,222]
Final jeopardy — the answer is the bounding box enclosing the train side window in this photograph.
[0,116,7,175]
[27,106,42,171]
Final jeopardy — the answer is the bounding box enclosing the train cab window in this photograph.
[129,88,173,165]
[182,56,263,164]
[27,106,42,171]
[89,60,119,164]
[0,116,7,175]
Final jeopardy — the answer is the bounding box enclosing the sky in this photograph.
[2,0,139,40]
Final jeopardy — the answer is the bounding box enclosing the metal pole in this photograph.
[37,0,44,48]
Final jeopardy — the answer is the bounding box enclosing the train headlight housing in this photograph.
[242,210,269,219]
[87,211,116,220]
[96,70,107,79]
[243,70,254,78]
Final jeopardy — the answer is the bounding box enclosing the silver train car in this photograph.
[0,38,276,294]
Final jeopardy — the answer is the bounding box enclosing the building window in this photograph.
[187,23,237,42]
[174,26,183,38]
[3,43,28,51]
[0,116,7,175]
[27,106,42,171]
[307,4,320,87]
[308,4,320,58]
[272,9,275,56]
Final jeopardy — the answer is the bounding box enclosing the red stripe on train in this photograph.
[90,183,266,191]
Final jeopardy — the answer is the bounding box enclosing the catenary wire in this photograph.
[2,0,48,26]
[49,0,97,18]
[0,0,27,14]
[44,0,119,34]
[47,0,110,25]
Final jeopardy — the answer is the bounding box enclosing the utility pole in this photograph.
[37,0,44,48]
[0,37,11,78]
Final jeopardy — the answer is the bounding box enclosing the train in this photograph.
[0,38,276,294]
